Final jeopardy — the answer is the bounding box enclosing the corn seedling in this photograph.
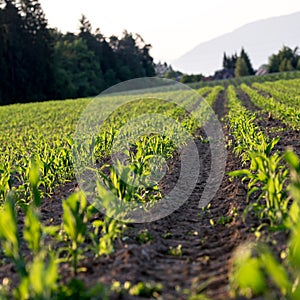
[62,192,88,275]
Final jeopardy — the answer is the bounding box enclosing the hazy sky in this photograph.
[39,0,300,62]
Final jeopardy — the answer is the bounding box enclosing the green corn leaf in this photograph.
[28,252,58,298]
[261,248,292,296]
[285,150,300,173]
[0,194,20,260]
[24,206,42,254]
[28,159,41,206]
[228,169,252,178]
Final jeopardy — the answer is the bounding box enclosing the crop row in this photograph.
[253,79,300,108]
[241,84,300,129]
[227,85,288,226]
[226,84,300,299]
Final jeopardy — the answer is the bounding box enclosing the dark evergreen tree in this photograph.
[240,48,254,75]
[135,34,155,77]
[19,0,54,101]
[78,15,117,88]
[0,0,26,104]
[222,52,238,69]
[116,31,142,79]
[222,52,228,69]
[79,14,92,34]
[268,53,281,73]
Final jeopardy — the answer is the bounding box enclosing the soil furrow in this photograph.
[236,88,300,157]
[72,91,255,299]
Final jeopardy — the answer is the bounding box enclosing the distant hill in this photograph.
[172,11,300,75]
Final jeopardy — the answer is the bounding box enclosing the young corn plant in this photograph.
[90,216,123,256]
[98,161,140,204]
[86,178,125,257]
[62,191,88,275]
[0,193,26,278]
[86,159,144,257]
[98,158,161,208]
[230,150,289,227]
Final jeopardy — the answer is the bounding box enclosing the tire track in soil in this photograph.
[74,91,257,299]
[236,88,300,157]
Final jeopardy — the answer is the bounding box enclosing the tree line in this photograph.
[222,46,300,78]
[0,0,155,105]
[161,45,300,83]
[223,48,255,77]
[268,46,300,73]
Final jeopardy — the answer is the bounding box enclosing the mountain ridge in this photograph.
[172,11,300,75]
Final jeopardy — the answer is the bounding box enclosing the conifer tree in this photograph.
[240,48,254,75]
[235,57,249,77]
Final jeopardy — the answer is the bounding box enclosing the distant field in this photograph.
[189,70,300,88]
